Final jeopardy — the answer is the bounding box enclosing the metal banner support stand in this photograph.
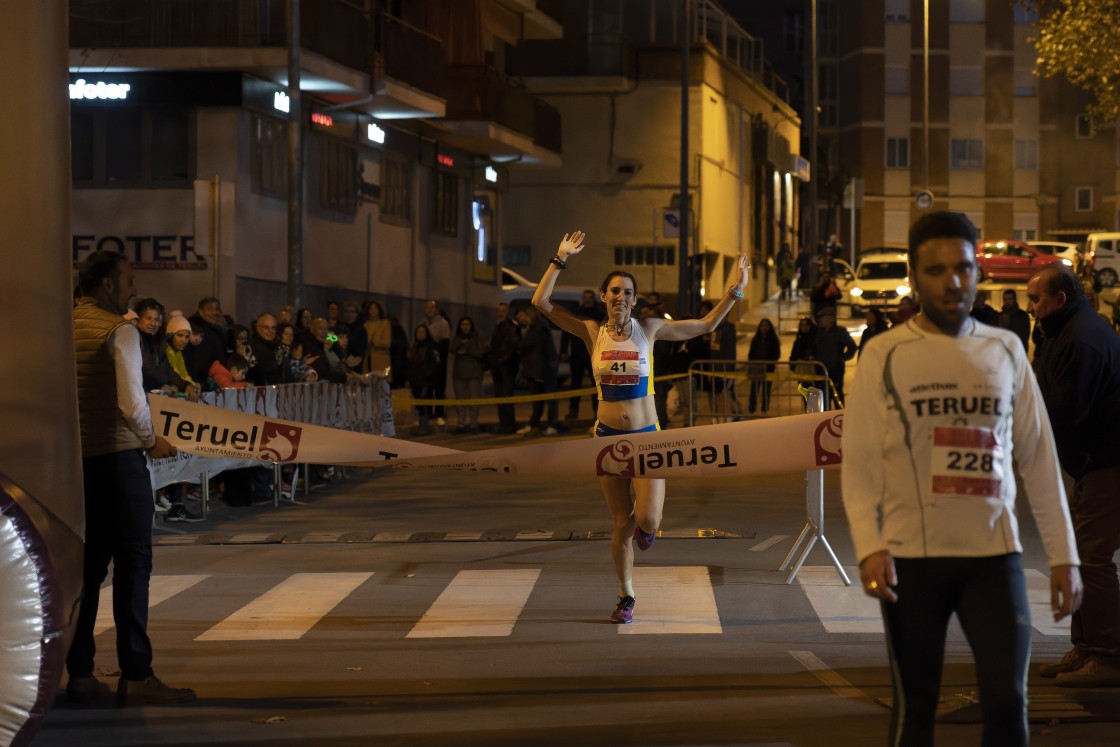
[778,387,851,586]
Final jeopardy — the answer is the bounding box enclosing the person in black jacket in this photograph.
[407,323,440,435]
[811,307,857,407]
[515,305,562,435]
[859,307,890,359]
[747,317,780,414]
[134,298,194,397]
[1028,263,1120,687]
[970,289,1000,326]
[490,302,521,434]
[998,289,1031,352]
[248,313,287,385]
[183,297,229,384]
[303,318,349,384]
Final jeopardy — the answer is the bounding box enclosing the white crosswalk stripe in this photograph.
[406,569,541,638]
[796,566,883,634]
[797,565,1072,636]
[94,574,209,636]
[619,566,722,634]
[87,565,1070,642]
[195,572,372,641]
[1024,568,1073,636]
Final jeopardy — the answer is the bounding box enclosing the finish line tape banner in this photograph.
[379,411,842,478]
[150,394,843,477]
[147,394,461,465]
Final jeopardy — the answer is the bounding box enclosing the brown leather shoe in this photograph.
[1055,658,1120,688]
[66,675,113,706]
[1039,647,1089,678]
[117,675,196,706]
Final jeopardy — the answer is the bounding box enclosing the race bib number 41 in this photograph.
[930,426,1003,498]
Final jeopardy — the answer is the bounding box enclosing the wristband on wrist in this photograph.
[550,256,568,270]
[727,286,744,299]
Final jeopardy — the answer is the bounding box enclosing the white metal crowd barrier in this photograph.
[687,359,833,426]
[149,376,393,517]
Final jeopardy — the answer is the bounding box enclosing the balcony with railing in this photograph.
[70,0,369,73]
[508,0,788,104]
[374,12,446,103]
[444,66,561,159]
[69,1,446,109]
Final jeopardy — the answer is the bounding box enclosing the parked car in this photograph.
[501,266,536,292]
[1086,232,1120,287]
[975,240,1066,282]
[1028,240,1083,271]
[847,250,911,316]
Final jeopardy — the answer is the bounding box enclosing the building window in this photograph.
[782,9,802,52]
[71,110,94,181]
[502,245,531,267]
[886,138,910,169]
[1076,114,1093,138]
[949,0,985,22]
[885,65,909,95]
[1014,139,1038,170]
[950,138,984,170]
[1014,69,1037,97]
[819,64,838,127]
[71,106,192,187]
[1076,186,1094,212]
[1014,5,1039,23]
[613,245,676,267]
[250,114,286,199]
[320,137,357,213]
[819,0,838,57]
[380,157,412,225]
[1013,228,1037,241]
[950,67,984,97]
[432,171,458,236]
[885,0,909,21]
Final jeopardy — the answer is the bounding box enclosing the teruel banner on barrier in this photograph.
[147,394,461,464]
[380,411,843,478]
[149,394,843,476]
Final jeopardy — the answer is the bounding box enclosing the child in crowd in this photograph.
[209,354,251,389]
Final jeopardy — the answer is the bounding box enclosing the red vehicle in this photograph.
[975,240,1066,282]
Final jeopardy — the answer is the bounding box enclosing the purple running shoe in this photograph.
[634,526,656,551]
[610,595,635,624]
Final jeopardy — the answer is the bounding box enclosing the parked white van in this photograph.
[847,250,911,317]
[1086,233,1120,287]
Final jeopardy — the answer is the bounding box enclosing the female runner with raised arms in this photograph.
[532,231,750,623]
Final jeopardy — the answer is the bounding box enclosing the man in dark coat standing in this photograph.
[998,289,1031,352]
[489,302,521,433]
[1029,264,1120,688]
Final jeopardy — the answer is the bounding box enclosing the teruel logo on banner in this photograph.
[594,437,738,478]
[157,410,303,462]
[813,413,843,466]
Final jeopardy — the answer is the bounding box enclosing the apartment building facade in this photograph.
[802,0,1117,254]
[67,0,562,329]
[501,0,802,312]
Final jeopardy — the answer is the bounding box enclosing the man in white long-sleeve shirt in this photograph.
[841,211,1082,747]
[66,250,195,707]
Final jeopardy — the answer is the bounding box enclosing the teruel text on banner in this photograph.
[148,393,461,465]
[378,411,843,478]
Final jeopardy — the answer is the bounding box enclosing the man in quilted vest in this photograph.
[66,250,196,707]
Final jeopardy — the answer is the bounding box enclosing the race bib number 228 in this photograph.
[930,426,1003,498]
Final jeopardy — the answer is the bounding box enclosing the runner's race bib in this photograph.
[930,426,1003,499]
